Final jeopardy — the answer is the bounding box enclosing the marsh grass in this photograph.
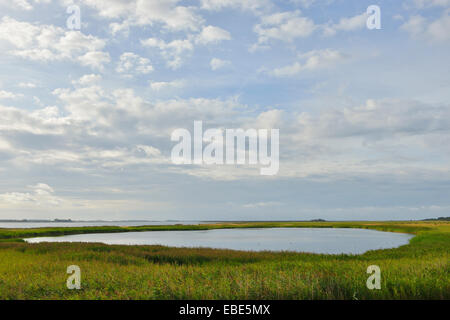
[0,221,448,299]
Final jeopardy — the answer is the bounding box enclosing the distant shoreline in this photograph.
[1,217,448,223]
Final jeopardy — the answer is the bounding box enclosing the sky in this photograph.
[0,0,449,221]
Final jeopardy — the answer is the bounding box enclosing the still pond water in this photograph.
[25,228,414,254]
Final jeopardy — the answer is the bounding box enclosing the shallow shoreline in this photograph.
[23,227,415,255]
[0,220,433,243]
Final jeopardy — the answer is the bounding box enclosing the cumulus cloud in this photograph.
[322,12,367,36]
[0,17,110,69]
[17,82,37,88]
[247,99,450,182]
[271,49,346,77]
[141,37,194,69]
[252,9,372,49]
[1,80,245,171]
[254,10,317,44]
[0,90,23,99]
[141,26,230,68]
[73,74,102,86]
[149,80,184,91]
[200,0,272,13]
[0,183,62,206]
[78,51,111,70]
[289,0,318,8]
[0,103,66,135]
[295,99,450,140]
[66,0,203,32]
[196,25,231,44]
[210,58,231,70]
[401,15,427,37]
[401,13,450,42]
[0,0,50,11]
[411,0,450,8]
[251,109,283,129]
[116,52,154,76]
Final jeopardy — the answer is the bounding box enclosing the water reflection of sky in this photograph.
[25,228,414,255]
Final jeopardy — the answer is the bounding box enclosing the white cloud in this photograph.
[0,17,110,69]
[0,183,62,206]
[427,13,450,41]
[196,25,231,44]
[401,15,427,37]
[116,52,154,75]
[0,90,22,99]
[289,0,318,8]
[251,109,283,129]
[136,145,162,157]
[109,20,130,36]
[266,99,450,180]
[17,82,37,88]
[411,0,450,8]
[271,49,346,77]
[401,13,450,42]
[322,12,367,36]
[0,0,46,11]
[200,0,271,13]
[73,74,102,86]
[295,99,450,140]
[0,136,12,151]
[253,10,371,45]
[0,103,66,135]
[141,37,194,69]
[254,10,317,43]
[46,83,244,141]
[210,58,231,70]
[149,80,184,91]
[135,1,203,31]
[78,51,111,70]
[141,25,230,69]
[70,0,203,32]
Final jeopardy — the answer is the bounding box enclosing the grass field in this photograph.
[0,221,448,299]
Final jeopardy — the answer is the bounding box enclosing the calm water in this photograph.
[0,221,208,229]
[25,228,414,254]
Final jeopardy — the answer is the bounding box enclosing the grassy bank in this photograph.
[0,221,448,299]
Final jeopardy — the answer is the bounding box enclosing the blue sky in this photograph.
[0,0,449,221]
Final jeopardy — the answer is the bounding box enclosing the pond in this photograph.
[24,227,414,254]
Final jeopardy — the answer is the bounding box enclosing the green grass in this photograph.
[0,221,448,299]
